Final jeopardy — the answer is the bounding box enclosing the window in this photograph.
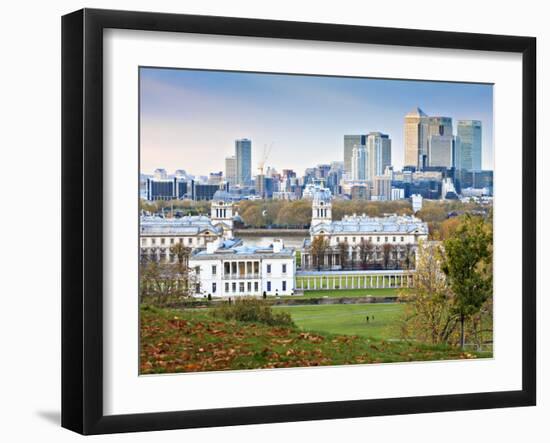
[254,262,259,274]
[232,282,236,292]
[392,237,396,242]
[151,238,156,245]
[141,238,147,246]
[188,238,192,244]
[336,237,340,242]
[195,283,200,293]
[239,282,245,292]
[179,238,183,244]
[211,265,217,275]
[247,282,252,292]
[282,264,287,274]
[352,237,356,243]
[282,281,287,291]
[401,236,404,242]
[267,281,271,292]
[267,264,272,274]
[224,262,230,275]
[161,238,165,245]
[344,237,348,242]
[376,237,380,242]
[385,237,388,242]
[212,282,217,293]
[170,238,175,244]
[225,282,229,292]
[254,282,259,292]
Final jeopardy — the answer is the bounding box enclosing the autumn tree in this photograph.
[382,243,393,269]
[240,204,264,227]
[359,238,373,269]
[170,241,191,267]
[140,244,195,307]
[403,243,414,270]
[338,241,349,270]
[442,215,493,349]
[311,236,329,271]
[399,242,459,345]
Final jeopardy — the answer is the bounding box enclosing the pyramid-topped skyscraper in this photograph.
[404,107,429,169]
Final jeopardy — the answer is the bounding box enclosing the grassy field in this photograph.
[273,303,404,340]
[140,305,486,374]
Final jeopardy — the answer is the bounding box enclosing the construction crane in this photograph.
[257,142,273,175]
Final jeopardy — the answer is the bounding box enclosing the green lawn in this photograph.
[273,303,405,340]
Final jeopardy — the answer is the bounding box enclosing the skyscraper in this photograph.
[404,107,428,169]
[235,138,252,185]
[457,120,482,170]
[225,156,237,185]
[427,116,453,138]
[350,144,366,181]
[428,134,455,168]
[366,132,392,180]
[344,134,366,177]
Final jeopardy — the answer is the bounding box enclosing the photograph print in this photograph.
[139,67,494,375]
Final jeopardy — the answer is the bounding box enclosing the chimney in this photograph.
[273,239,283,253]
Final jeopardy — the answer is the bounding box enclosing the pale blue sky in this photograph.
[140,67,493,176]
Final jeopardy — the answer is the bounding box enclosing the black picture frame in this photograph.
[61,8,536,435]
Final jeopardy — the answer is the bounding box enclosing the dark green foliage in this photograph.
[213,298,295,327]
[442,215,493,348]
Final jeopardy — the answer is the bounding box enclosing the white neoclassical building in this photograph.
[188,238,295,298]
[140,190,237,263]
[302,191,429,270]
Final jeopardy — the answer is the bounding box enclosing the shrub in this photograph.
[213,298,295,327]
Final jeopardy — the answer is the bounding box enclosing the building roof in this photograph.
[140,215,222,236]
[310,214,429,236]
[191,242,294,260]
[405,107,427,118]
[212,189,233,202]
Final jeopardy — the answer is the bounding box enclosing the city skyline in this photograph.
[140,67,493,176]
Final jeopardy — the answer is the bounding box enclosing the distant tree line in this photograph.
[140,197,491,242]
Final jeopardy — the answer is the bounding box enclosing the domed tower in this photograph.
[211,190,234,238]
[311,188,332,228]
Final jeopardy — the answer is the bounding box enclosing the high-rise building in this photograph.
[235,138,252,185]
[366,132,392,180]
[350,144,366,181]
[427,116,453,138]
[225,156,237,185]
[373,175,392,200]
[344,134,366,177]
[146,177,190,201]
[457,120,482,170]
[256,174,265,198]
[428,134,455,168]
[326,161,344,195]
[208,171,223,185]
[153,168,168,180]
[404,107,428,169]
